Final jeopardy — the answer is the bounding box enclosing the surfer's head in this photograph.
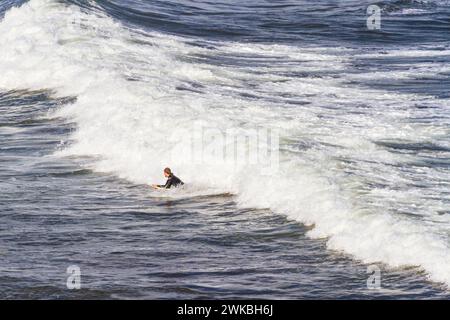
[164,167,172,177]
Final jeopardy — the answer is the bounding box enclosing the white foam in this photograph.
[1,0,449,287]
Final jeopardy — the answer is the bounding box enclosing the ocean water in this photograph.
[0,0,449,299]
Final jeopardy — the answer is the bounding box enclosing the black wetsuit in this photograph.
[158,174,184,189]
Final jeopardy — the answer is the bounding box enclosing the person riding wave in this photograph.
[151,167,184,189]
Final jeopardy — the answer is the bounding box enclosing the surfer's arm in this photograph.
[151,178,172,189]
[162,178,173,189]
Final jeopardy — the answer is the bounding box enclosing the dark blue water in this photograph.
[0,0,449,299]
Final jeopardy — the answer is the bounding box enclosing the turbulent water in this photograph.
[1,0,450,299]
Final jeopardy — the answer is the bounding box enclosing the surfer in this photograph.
[151,167,184,189]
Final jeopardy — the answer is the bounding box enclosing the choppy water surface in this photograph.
[0,0,449,299]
